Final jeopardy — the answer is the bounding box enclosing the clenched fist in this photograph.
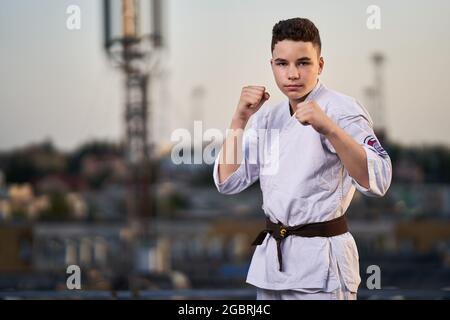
[294,100,336,136]
[234,86,270,122]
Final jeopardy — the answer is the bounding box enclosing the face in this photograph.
[271,40,324,103]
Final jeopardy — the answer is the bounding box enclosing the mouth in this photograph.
[284,85,303,91]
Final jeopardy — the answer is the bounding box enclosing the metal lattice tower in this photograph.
[365,52,387,142]
[103,0,164,225]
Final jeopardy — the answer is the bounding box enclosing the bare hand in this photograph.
[234,86,270,122]
[294,100,336,136]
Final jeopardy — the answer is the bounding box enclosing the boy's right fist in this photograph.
[234,86,270,122]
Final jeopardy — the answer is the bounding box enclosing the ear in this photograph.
[270,58,276,71]
[318,57,325,74]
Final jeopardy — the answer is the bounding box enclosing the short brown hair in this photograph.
[271,18,321,55]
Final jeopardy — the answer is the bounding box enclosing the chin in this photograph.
[285,91,306,100]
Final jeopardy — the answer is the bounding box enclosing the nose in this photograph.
[287,64,300,80]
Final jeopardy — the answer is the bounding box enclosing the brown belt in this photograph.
[251,214,349,272]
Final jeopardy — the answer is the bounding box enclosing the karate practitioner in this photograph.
[213,17,392,300]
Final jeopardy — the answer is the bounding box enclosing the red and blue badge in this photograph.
[363,135,388,157]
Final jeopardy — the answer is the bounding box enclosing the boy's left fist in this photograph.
[295,100,336,136]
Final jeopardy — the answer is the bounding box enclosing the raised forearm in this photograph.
[325,124,370,188]
[218,117,247,183]
[218,86,270,184]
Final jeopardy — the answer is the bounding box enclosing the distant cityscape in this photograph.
[1,138,450,299]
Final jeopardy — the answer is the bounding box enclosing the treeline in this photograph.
[1,140,450,185]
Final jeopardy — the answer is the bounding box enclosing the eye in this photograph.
[276,62,287,66]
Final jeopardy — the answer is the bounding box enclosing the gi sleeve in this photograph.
[324,110,393,197]
[212,115,260,195]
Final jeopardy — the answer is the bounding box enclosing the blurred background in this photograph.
[1,0,450,299]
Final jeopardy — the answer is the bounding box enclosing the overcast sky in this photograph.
[1,0,450,151]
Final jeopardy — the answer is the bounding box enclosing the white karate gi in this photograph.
[213,80,392,299]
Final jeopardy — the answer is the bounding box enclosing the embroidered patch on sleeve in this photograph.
[363,135,388,157]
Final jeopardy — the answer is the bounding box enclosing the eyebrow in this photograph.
[274,57,312,62]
